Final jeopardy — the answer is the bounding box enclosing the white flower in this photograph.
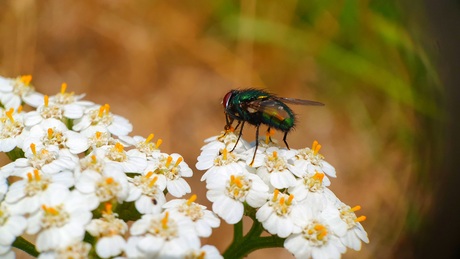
[129,212,200,257]
[12,143,78,176]
[118,133,162,159]
[198,147,246,182]
[74,150,108,179]
[294,140,336,178]
[48,83,94,119]
[86,203,128,258]
[243,132,284,164]
[98,143,147,173]
[284,204,347,259]
[337,203,369,251]
[163,194,220,237]
[27,190,93,252]
[126,170,167,214]
[5,169,73,215]
[0,203,27,251]
[0,75,43,109]
[206,170,269,224]
[82,126,116,149]
[23,118,89,154]
[0,107,27,152]
[152,153,192,197]
[37,241,91,259]
[254,147,299,190]
[73,104,133,136]
[255,189,305,238]
[200,130,250,154]
[23,95,65,127]
[288,172,337,209]
[75,164,129,209]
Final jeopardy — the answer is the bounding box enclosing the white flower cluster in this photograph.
[0,75,222,259]
[197,129,369,259]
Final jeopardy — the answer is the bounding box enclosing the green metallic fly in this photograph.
[222,89,324,163]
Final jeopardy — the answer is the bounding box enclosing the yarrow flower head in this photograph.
[197,130,369,258]
[0,75,227,258]
[1,74,368,259]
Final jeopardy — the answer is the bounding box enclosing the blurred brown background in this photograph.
[0,0,454,258]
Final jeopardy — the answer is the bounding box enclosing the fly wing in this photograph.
[277,97,324,106]
[246,99,291,119]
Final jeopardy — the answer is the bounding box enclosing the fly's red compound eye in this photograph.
[222,91,233,108]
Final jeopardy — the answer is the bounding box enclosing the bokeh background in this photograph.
[1,0,458,258]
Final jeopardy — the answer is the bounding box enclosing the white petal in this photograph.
[213,197,243,224]
[138,235,163,254]
[167,179,190,198]
[65,131,89,154]
[96,236,126,258]
[0,138,17,152]
[63,104,84,119]
[23,111,43,127]
[107,116,132,136]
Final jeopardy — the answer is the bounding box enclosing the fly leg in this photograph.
[230,121,245,152]
[250,124,260,166]
[233,121,242,131]
[283,131,290,149]
[224,114,234,130]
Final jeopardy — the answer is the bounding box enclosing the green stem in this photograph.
[64,118,74,130]
[12,236,39,257]
[223,219,285,259]
[5,147,25,161]
[115,201,142,221]
[233,219,243,243]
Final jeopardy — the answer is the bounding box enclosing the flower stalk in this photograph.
[12,237,39,257]
[223,218,285,259]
